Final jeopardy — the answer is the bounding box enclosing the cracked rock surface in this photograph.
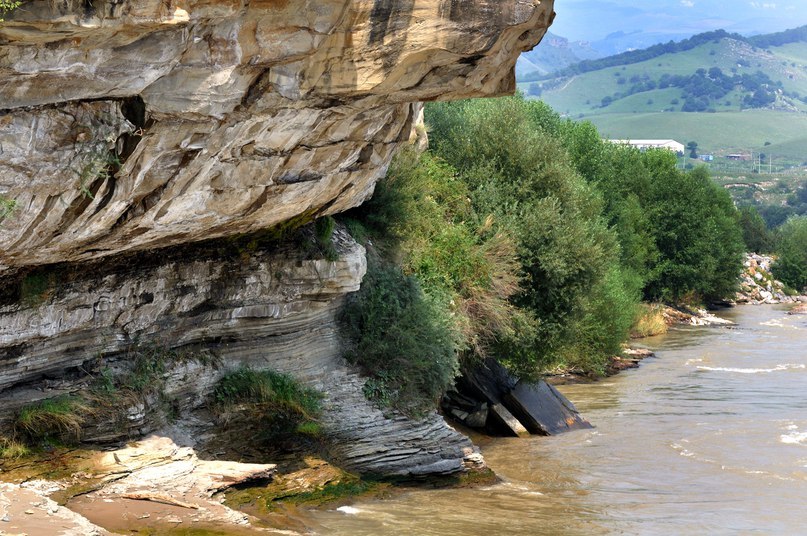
[0,0,554,270]
[0,230,481,476]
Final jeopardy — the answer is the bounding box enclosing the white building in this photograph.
[608,139,686,155]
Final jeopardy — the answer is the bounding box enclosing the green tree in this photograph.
[557,125,743,304]
[773,216,807,290]
[643,165,744,301]
[427,96,634,375]
[738,205,773,253]
[687,141,699,159]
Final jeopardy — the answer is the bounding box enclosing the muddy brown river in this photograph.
[299,304,807,534]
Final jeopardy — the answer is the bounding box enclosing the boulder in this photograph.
[503,380,593,435]
[447,358,591,437]
[457,358,517,406]
[488,403,530,438]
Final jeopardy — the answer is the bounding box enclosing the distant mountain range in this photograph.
[545,0,807,50]
[516,29,698,79]
[520,0,807,78]
[516,32,603,78]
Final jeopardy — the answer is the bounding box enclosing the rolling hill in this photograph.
[520,26,807,166]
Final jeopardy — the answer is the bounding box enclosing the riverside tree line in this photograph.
[339,95,807,414]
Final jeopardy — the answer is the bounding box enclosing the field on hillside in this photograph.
[520,35,807,167]
[523,37,807,115]
[587,110,807,160]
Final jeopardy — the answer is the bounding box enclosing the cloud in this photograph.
[749,1,777,7]
[681,0,695,6]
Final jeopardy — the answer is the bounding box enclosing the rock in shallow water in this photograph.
[446,358,592,436]
[503,380,593,435]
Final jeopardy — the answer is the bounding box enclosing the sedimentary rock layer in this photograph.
[0,0,554,270]
[0,230,478,475]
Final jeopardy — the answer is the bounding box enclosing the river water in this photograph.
[302,305,807,534]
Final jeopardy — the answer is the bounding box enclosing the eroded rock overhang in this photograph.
[0,0,555,270]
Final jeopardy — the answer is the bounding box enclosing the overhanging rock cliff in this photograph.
[0,0,553,268]
[0,0,554,477]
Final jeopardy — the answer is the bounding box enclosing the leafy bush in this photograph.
[559,266,640,373]
[0,195,15,224]
[341,258,459,416]
[0,0,20,20]
[773,216,807,291]
[366,151,522,356]
[427,96,637,374]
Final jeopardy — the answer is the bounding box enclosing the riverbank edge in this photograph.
[548,297,807,386]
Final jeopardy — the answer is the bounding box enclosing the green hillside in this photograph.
[590,111,807,158]
[522,26,807,171]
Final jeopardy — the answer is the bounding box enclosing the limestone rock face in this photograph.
[0,0,554,270]
[0,230,479,476]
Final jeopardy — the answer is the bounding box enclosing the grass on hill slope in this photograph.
[587,110,807,158]
[522,37,807,117]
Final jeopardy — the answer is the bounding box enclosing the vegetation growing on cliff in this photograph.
[341,259,460,415]
[0,0,20,21]
[10,346,216,447]
[212,368,323,438]
[15,396,91,443]
[0,195,15,225]
[345,94,746,392]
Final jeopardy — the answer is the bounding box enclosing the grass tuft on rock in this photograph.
[15,396,92,443]
[0,436,30,459]
[211,368,323,439]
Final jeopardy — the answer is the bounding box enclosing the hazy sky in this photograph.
[550,0,807,41]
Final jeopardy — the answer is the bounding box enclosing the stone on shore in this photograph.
[444,358,591,436]
[736,253,803,304]
[503,381,593,435]
[0,483,109,536]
